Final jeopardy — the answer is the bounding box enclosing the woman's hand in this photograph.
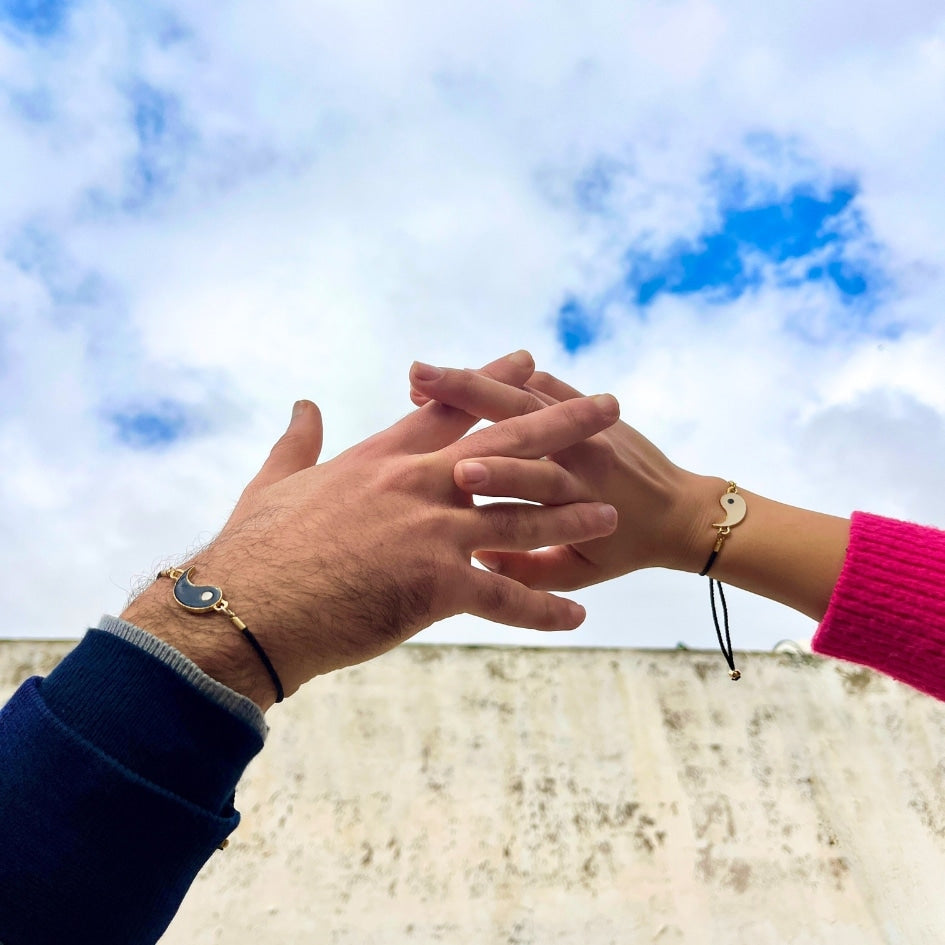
[409,361,725,591]
[410,356,850,623]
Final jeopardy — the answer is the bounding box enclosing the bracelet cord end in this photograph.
[701,482,744,680]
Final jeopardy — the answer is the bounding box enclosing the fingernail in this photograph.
[291,400,307,422]
[592,393,619,416]
[412,361,444,382]
[509,349,533,367]
[457,461,488,486]
[475,551,502,572]
[567,601,586,625]
[599,504,618,528]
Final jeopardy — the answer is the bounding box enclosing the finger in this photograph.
[527,370,586,402]
[408,349,534,407]
[473,547,599,591]
[411,366,547,424]
[449,394,619,464]
[523,384,557,407]
[250,400,324,490]
[455,457,590,505]
[396,350,536,454]
[468,500,617,552]
[463,568,587,630]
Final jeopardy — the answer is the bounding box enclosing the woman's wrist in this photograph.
[691,487,851,622]
[670,473,732,574]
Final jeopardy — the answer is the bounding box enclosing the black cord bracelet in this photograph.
[700,482,747,681]
[159,567,285,703]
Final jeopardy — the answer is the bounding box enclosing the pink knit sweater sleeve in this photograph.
[812,511,945,701]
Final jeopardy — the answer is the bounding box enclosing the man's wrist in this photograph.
[122,579,277,712]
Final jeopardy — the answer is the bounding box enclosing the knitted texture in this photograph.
[813,511,945,701]
[0,631,264,945]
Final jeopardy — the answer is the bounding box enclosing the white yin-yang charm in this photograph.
[712,491,747,529]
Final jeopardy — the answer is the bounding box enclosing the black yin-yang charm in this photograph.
[172,567,224,611]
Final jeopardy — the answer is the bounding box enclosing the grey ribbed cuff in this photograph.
[98,615,268,742]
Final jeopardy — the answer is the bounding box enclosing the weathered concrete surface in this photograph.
[4,641,945,944]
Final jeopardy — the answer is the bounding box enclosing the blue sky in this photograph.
[128,82,188,204]
[109,401,197,449]
[558,173,883,352]
[1,0,71,38]
[1,0,944,649]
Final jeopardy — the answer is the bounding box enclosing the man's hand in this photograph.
[123,352,620,709]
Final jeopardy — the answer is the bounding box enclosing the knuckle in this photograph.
[583,438,619,472]
[451,368,477,395]
[538,596,560,629]
[545,504,590,544]
[560,396,593,429]
[270,428,306,456]
[379,455,434,493]
[479,577,512,614]
[520,391,548,415]
[364,564,439,644]
[532,462,568,504]
[487,505,521,543]
[573,503,601,536]
[498,418,534,453]
[549,504,582,541]
[553,463,579,498]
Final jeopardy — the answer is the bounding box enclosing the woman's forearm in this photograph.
[685,478,851,622]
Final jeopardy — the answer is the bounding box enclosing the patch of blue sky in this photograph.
[573,156,627,215]
[557,164,886,353]
[8,85,54,123]
[80,81,195,212]
[628,183,867,307]
[557,298,601,354]
[6,224,110,310]
[805,260,869,298]
[4,223,145,388]
[153,10,190,48]
[134,84,170,147]
[109,401,196,450]
[127,82,188,204]
[0,0,71,38]
[632,232,761,305]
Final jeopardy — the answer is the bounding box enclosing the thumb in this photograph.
[252,400,324,489]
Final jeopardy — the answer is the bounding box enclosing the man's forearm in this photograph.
[0,625,265,945]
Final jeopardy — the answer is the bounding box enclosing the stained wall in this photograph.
[4,641,945,944]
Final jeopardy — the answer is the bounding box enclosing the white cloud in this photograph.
[1,0,944,654]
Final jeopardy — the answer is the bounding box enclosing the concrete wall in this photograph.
[4,641,945,944]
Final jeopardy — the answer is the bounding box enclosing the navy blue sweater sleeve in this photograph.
[0,629,265,945]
